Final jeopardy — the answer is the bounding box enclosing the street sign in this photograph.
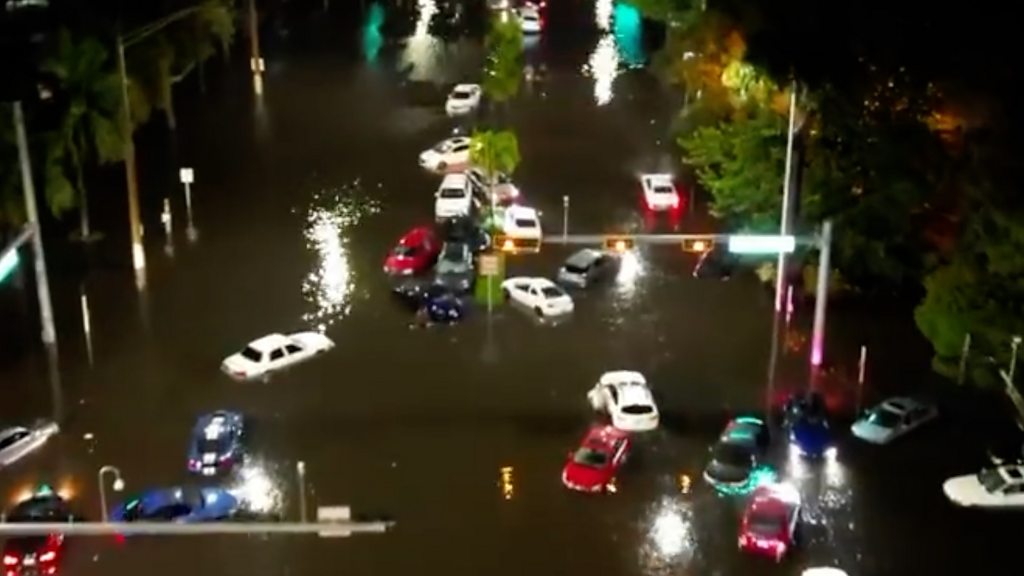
[179,167,194,184]
[728,234,796,254]
[479,254,499,276]
[0,247,20,283]
[682,237,713,253]
[317,505,352,538]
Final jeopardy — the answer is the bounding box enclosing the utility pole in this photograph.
[249,0,264,95]
[117,34,147,291]
[809,219,833,383]
[13,101,57,348]
[774,84,798,314]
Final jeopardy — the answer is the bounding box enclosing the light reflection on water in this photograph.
[301,182,381,331]
[595,0,613,30]
[584,34,620,106]
[784,447,860,565]
[639,496,697,573]
[400,0,443,80]
[226,459,284,515]
[614,249,646,300]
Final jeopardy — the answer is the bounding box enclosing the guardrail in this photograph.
[0,521,393,537]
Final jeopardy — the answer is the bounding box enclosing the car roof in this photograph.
[565,248,602,267]
[8,494,69,521]
[879,397,921,414]
[750,483,801,508]
[599,370,647,385]
[530,277,557,288]
[722,417,764,445]
[196,412,238,437]
[444,136,470,146]
[0,426,29,439]
[452,83,479,91]
[400,227,433,243]
[441,173,468,186]
[617,383,654,405]
[249,334,289,351]
[506,205,538,219]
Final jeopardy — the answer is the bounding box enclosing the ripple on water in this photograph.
[300,180,382,332]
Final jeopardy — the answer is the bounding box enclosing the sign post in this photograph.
[179,167,198,242]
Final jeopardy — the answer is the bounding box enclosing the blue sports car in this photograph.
[393,281,466,324]
[790,415,835,459]
[187,411,245,476]
[110,486,239,523]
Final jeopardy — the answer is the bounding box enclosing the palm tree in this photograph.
[469,129,520,231]
[42,29,125,240]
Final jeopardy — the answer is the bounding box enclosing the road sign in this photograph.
[0,247,19,283]
[179,167,194,184]
[727,235,796,254]
[317,505,352,538]
[682,237,713,253]
[479,254,500,276]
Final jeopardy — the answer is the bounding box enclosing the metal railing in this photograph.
[0,521,393,537]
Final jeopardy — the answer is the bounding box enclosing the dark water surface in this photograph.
[0,2,1016,575]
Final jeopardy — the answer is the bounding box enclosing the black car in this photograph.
[555,249,617,288]
[392,281,466,324]
[2,487,73,574]
[434,241,474,293]
[782,391,827,429]
[440,216,490,253]
[693,245,739,280]
[703,417,770,492]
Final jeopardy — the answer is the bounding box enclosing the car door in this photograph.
[452,143,470,163]
[284,342,306,362]
[267,347,288,370]
[0,429,31,465]
[527,285,542,306]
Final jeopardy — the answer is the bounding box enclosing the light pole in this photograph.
[179,167,198,242]
[296,461,308,523]
[98,465,125,522]
[249,0,265,95]
[562,195,569,244]
[1010,336,1022,383]
[809,219,833,384]
[774,84,798,314]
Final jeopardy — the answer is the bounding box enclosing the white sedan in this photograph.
[850,397,937,444]
[221,332,335,381]
[588,371,659,431]
[445,84,482,115]
[501,277,573,317]
[0,421,60,468]
[640,173,682,211]
[943,465,1024,508]
[419,136,472,172]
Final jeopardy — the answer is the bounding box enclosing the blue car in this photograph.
[790,415,835,459]
[110,486,239,523]
[187,411,245,476]
[393,281,466,324]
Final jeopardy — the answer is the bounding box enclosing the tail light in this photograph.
[2,554,18,565]
[39,550,56,562]
[189,458,200,470]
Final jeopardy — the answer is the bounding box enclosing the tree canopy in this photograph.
[482,16,524,105]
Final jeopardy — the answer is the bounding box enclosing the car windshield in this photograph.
[867,407,902,428]
[541,286,564,299]
[441,245,465,262]
[977,469,1007,492]
[240,346,262,362]
[564,262,590,274]
[439,188,465,199]
[622,405,653,415]
[392,245,417,257]
[433,141,453,152]
[573,446,608,468]
[514,218,537,228]
[653,185,675,195]
[713,443,753,468]
[197,436,227,454]
[452,90,472,99]
[747,512,784,537]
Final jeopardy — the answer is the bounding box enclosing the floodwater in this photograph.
[0,1,1018,575]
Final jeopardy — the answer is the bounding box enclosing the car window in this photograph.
[1005,468,1024,481]
[270,348,285,361]
[747,511,785,536]
[453,144,468,153]
[393,245,418,257]
[653,185,675,195]
[514,218,537,229]
[573,446,608,468]
[154,503,192,520]
[541,287,564,299]
[622,405,654,415]
[1005,484,1024,494]
[867,408,902,428]
[607,386,618,404]
[439,188,466,199]
[0,431,30,451]
[285,344,302,354]
[240,346,263,363]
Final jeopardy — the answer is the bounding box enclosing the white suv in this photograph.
[434,173,477,220]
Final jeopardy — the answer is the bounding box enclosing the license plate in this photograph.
[203,468,216,476]
[24,557,36,565]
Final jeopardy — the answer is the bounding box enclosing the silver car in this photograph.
[556,249,616,288]
[0,421,60,468]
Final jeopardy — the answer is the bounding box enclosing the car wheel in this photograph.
[534,306,543,317]
[437,161,447,171]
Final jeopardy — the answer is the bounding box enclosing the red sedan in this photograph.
[738,483,802,562]
[383,227,439,276]
[561,425,630,493]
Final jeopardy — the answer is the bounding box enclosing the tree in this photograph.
[42,30,125,239]
[470,129,520,228]
[482,17,524,107]
[679,104,787,231]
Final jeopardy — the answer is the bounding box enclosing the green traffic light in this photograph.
[0,248,20,283]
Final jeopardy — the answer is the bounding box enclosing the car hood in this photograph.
[943,475,988,505]
[705,460,752,484]
[384,253,415,269]
[792,422,832,453]
[563,461,610,488]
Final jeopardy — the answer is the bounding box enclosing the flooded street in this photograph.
[0,2,1018,575]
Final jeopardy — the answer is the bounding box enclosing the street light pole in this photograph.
[810,219,833,382]
[116,34,147,291]
[97,465,125,522]
[249,0,264,95]
[12,101,57,347]
[1010,336,1022,383]
[296,461,308,522]
[774,84,798,313]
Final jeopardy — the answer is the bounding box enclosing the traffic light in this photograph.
[493,235,540,254]
[682,237,713,253]
[603,236,635,252]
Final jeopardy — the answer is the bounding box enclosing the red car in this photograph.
[383,227,439,276]
[738,483,802,562]
[2,487,70,575]
[561,425,630,493]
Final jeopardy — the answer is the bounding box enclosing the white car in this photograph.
[517,7,542,33]
[419,136,472,171]
[588,371,659,431]
[221,332,335,381]
[0,421,59,468]
[501,277,573,317]
[435,173,478,220]
[943,465,1024,508]
[640,173,682,211]
[499,205,542,249]
[445,84,482,115]
[466,168,520,205]
[850,397,937,444]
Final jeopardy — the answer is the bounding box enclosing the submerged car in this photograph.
[639,173,682,212]
[392,282,466,324]
[556,249,616,288]
[434,241,475,293]
[445,83,482,115]
[2,486,72,575]
[693,244,739,280]
[587,371,659,432]
[785,392,835,460]
[419,136,471,171]
[383,226,440,276]
[739,483,802,562]
[110,486,239,523]
[466,168,520,206]
[943,465,1024,508]
[0,421,60,468]
[220,332,335,381]
[502,277,574,317]
[851,397,937,444]
[561,425,630,493]
[703,416,771,492]
[187,411,245,476]
[440,216,490,253]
